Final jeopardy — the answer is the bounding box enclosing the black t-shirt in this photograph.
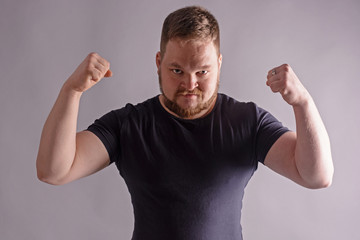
[87,93,289,240]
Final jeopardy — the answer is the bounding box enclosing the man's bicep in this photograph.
[63,131,111,184]
[264,131,307,186]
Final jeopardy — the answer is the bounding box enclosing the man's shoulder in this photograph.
[111,95,160,118]
[217,93,257,111]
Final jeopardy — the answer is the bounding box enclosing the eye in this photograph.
[198,70,208,75]
[172,69,183,74]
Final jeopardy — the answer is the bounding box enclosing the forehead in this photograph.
[162,38,218,67]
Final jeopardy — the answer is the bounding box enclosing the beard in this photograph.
[158,74,219,119]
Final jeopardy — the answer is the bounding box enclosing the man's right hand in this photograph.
[65,52,112,93]
[36,52,113,185]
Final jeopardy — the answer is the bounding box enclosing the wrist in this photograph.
[61,81,83,99]
[292,90,312,107]
[292,94,316,116]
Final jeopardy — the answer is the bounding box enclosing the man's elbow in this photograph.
[36,167,69,186]
[306,172,334,189]
[37,173,57,186]
[310,178,332,189]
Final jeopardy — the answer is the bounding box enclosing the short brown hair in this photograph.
[160,6,220,57]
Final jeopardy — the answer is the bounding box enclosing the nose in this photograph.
[182,74,198,91]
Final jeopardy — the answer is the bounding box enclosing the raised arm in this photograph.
[264,64,334,189]
[36,53,112,185]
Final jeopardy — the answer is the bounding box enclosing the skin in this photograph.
[156,38,222,119]
[36,43,333,188]
[36,53,112,185]
[264,64,334,188]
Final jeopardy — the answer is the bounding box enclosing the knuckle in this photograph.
[85,59,94,68]
[92,71,100,81]
[87,52,99,62]
[104,61,110,69]
[283,64,291,72]
[85,64,93,73]
[89,52,98,58]
[104,57,110,66]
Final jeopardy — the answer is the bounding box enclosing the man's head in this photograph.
[156,6,222,119]
[160,6,220,58]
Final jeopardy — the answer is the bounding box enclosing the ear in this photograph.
[218,54,223,70]
[156,51,161,74]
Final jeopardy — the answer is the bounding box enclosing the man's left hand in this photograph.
[266,64,310,106]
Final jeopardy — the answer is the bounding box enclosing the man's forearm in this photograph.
[293,96,334,188]
[36,83,82,184]
[36,53,112,185]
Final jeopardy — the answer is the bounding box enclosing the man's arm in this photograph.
[36,53,112,185]
[264,64,334,189]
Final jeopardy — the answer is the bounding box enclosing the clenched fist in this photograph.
[65,52,112,93]
[266,64,311,106]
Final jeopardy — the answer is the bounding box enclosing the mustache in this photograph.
[176,88,202,96]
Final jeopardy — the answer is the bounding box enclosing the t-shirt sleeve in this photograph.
[86,110,120,164]
[255,105,290,164]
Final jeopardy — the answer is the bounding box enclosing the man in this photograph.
[36,6,333,240]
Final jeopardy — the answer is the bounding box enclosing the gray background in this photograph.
[0,0,359,239]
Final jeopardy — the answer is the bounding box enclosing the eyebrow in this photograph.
[168,62,212,69]
[168,62,182,69]
[198,64,212,69]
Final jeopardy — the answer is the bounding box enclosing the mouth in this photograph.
[177,89,201,96]
[181,92,198,96]
[178,93,200,100]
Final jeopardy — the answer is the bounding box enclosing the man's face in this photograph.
[156,38,222,119]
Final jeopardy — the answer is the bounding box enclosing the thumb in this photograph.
[104,69,113,78]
